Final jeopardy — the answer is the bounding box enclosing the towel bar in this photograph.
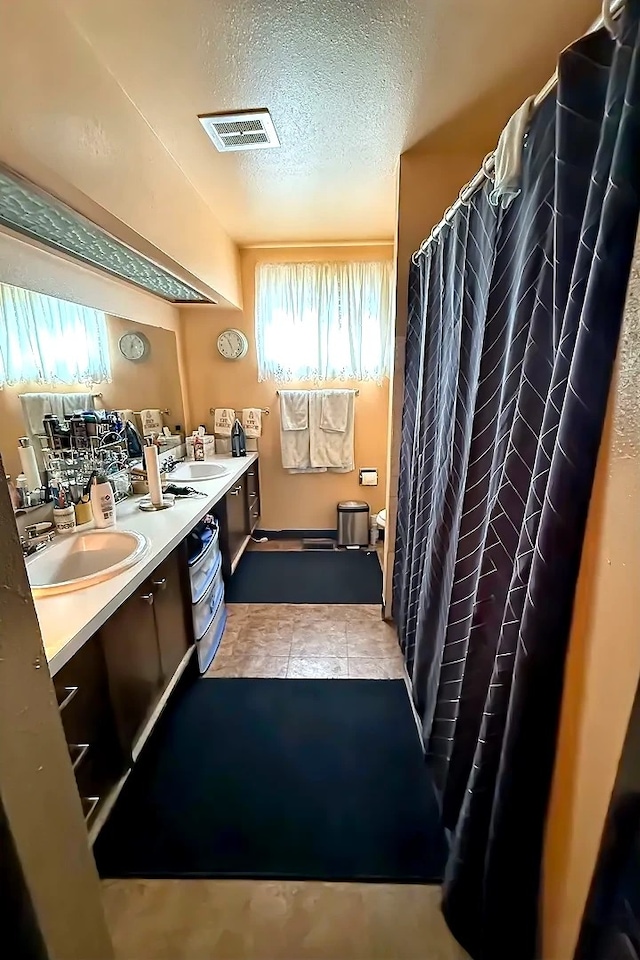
[209,407,270,415]
[276,389,359,396]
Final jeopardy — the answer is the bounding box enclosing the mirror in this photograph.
[0,297,186,508]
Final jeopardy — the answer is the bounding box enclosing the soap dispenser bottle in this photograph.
[231,419,246,457]
[91,472,115,528]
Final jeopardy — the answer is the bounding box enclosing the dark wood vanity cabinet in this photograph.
[226,474,249,562]
[53,635,125,827]
[214,458,261,577]
[98,585,163,758]
[99,545,190,759]
[151,548,191,682]
[246,463,260,533]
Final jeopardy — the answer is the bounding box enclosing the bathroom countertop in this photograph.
[32,453,259,676]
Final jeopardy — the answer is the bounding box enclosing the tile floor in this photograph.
[103,879,467,960]
[205,603,404,680]
[102,541,469,960]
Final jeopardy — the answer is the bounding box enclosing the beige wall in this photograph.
[181,245,392,530]
[0,314,185,480]
[542,239,640,960]
[0,0,241,308]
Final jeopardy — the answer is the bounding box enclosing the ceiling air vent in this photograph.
[198,109,280,152]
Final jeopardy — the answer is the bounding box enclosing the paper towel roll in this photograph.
[18,438,41,491]
[144,443,163,507]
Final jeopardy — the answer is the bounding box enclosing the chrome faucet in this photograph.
[20,524,56,557]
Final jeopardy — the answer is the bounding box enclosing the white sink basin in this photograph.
[27,529,149,597]
[170,462,229,482]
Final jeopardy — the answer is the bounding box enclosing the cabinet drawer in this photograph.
[189,528,221,603]
[246,466,259,499]
[53,635,125,818]
[192,559,224,641]
[196,585,227,672]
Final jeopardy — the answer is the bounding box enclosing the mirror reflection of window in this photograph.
[0,282,111,386]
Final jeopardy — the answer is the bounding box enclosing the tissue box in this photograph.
[186,435,216,459]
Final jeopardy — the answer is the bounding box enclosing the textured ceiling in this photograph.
[61,0,599,245]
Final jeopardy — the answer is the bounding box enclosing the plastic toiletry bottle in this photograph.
[91,472,116,528]
[193,431,205,461]
[231,419,247,457]
[6,475,21,512]
[16,473,29,509]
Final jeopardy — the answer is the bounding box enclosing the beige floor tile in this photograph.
[103,879,468,960]
[347,636,400,658]
[225,603,249,625]
[348,657,405,680]
[245,604,297,624]
[291,634,348,658]
[287,657,348,679]
[346,621,397,643]
[235,654,289,678]
[339,603,384,622]
[205,658,248,678]
[289,603,345,624]
[239,629,292,657]
[211,635,238,661]
[292,621,347,640]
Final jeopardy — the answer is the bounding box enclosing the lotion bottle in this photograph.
[91,472,115,528]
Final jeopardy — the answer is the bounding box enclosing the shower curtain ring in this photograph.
[458,184,471,206]
[482,152,495,180]
[444,205,456,225]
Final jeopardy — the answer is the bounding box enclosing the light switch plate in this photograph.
[359,468,378,486]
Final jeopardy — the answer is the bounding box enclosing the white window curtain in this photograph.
[0,283,111,386]
[255,261,393,382]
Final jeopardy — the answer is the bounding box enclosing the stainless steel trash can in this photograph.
[337,500,370,547]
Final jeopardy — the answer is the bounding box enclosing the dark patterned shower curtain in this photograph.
[393,5,640,959]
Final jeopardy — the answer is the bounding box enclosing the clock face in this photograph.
[118,332,149,362]
[217,328,248,360]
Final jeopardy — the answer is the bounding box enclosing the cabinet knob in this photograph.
[151,578,167,592]
[229,488,240,496]
[140,592,155,605]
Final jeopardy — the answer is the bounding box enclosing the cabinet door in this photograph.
[54,635,125,826]
[151,549,190,682]
[246,462,260,531]
[99,588,163,758]
[226,475,248,564]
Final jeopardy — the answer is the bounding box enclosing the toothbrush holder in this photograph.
[53,504,76,534]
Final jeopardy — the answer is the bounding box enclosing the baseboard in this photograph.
[254,529,337,540]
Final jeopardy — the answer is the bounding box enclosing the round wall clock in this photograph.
[217,328,249,360]
[118,331,150,362]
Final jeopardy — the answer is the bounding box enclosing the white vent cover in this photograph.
[198,109,280,152]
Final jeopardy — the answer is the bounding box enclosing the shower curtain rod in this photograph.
[411,0,626,263]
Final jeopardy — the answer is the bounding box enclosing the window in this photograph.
[0,282,111,386]
[255,261,393,382]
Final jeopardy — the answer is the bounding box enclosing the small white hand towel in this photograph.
[279,390,308,431]
[140,409,164,436]
[309,390,355,471]
[19,392,95,435]
[242,408,262,438]
[320,390,351,433]
[279,390,318,471]
[489,96,535,209]
[214,407,235,436]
